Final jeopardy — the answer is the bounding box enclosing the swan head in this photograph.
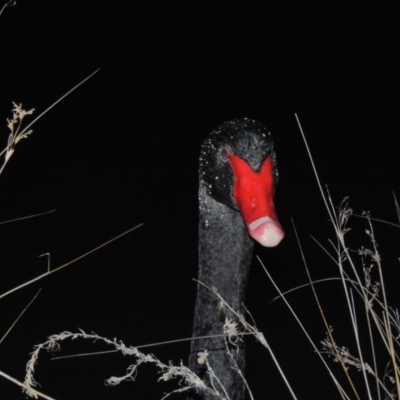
[199,118,284,247]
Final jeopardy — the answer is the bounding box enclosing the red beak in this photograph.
[229,154,284,247]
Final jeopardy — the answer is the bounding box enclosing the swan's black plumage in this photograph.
[189,118,279,400]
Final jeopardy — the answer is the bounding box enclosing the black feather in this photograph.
[188,118,278,400]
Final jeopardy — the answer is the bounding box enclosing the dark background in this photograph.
[0,1,400,399]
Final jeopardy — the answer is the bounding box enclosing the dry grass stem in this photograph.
[0,223,143,302]
[0,0,15,18]
[0,290,41,346]
[295,114,400,399]
[0,369,55,400]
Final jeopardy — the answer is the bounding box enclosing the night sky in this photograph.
[1,1,400,399]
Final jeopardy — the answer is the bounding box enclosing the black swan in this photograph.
[188,118,284,400]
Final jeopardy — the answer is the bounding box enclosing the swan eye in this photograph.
[220,147,230,161]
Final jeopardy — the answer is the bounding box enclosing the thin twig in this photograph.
[0,223,143,301]
[0,0,15,18]
[0,209,56,226]
[0,368,55,400]
[0,289,41,345]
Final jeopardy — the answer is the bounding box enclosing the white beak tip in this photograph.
[248,216,284,247]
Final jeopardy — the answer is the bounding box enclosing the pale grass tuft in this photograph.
[197,349,209,365]
[24,329,222,399]
[319,202,400,399]
[0,69,100,179]
[1,102,35,174]
[321,336,375,375]
[24,289,273,400]
[295,114,400,399]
